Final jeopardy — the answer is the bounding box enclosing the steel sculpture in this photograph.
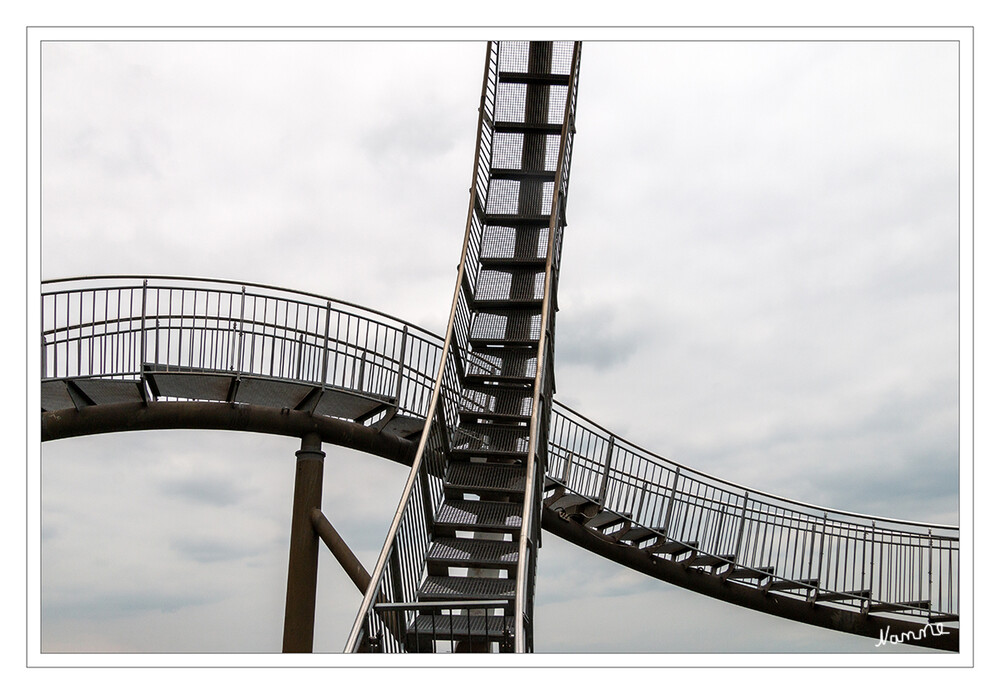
[40,40,959,653]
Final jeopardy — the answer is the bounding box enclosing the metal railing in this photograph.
[42,275,442,420]
[547,405,959,623]
[40,273,961,632]
[345,41,502,653]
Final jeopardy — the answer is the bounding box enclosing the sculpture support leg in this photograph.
[282,432,325,653]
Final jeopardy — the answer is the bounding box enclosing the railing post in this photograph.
[926,528,933,606]
[320,301,332,385]
[236,285,246,374]
[659,466,681,535]
[40,296,47,378]
[596,435,615,505]
[812,513,828,586]
[733,491,749,560]
[139,280,147,372]
[870,521,877,602]
[394,326,409,406]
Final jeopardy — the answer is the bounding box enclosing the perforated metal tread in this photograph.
[409,614,516,640]
[435,500,523,534]
[618,526,662,545]
[490,167,557,181]
[445,462,527,496]
[452,423,531,459]
[462,349,537,385]
[493,121,563,135]
[417,576,516,600]
[497,71,571,86]
[426,537,519,570]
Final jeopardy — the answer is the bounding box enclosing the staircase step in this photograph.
[418,576,516,601]
[470,310,541,347]
[434,500,523,535]
[683,553,736,570]
[462,348,538,386]
[494,121,563,135]
[584,510,631,532]
[764,577,819,593]
[546,492,600,520]
[409,613,516,642]
[451,423,531,459]
[460,383,534,423]
[498,71,570,86]
[471,298,544,310]
[617,526,662,545]
[867,599,931,614]
[490,168,557,181]
[725,566,775,581]
[427,537,519,571]
[444,461,527,497]
[650,540,699,557]
[478,256,548,271]
[813,589,870,604]
[481,213,552,227]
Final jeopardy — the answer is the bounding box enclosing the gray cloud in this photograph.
[158,475,250,507]
[43,588,216,622]
[170,537,269,564]
[38,37,960,655]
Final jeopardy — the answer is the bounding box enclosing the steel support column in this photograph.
[282,432,325,653]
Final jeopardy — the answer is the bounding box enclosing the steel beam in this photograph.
[310,508,371,594]
[41,401,417,464]
[282,433,325,653]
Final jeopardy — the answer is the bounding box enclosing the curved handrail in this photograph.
[39,274,960,632]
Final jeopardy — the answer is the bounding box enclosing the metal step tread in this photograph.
[490,167,557,181]
[814,589,871,603]
[435,500,523,533]
[867,599,932,614]
[471,297,544,309]
[497,71,571,86]
[458,410,531,425]
[651,539,699,557]
[417,576,516,601]
[451,424,531,459]
[445,462,527,495]
[493,121,563,135]
[585,509,631,531]
[618,526,662,544]
[427,537,519,569]
[683,553,736,569]
[726,566,775,580]
[478,256,548,271]
[409,614,516,640]
[765,577,820,592]
[480,213,552,226]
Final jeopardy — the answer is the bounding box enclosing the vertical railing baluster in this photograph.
[733,491,749,561]
[236,286,246,374]
[139,280,147,374]
[321,300,332,385]
[596,435,615,505]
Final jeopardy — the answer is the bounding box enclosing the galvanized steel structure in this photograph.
[40,40,960,653]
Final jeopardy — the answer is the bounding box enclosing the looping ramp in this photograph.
[40,272,959,652]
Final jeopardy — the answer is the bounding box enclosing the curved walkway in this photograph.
[40,275,959,650]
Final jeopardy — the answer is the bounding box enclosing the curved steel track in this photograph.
[40,275,960,651]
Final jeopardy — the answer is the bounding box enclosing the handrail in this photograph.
[42,274,956,534]
[40,273,960,632]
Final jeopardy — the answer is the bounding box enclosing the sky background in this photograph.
[38,37,960,655]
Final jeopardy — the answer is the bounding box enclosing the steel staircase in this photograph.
[346,40,582,653]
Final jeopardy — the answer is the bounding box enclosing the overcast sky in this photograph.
[38,37,960,656]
